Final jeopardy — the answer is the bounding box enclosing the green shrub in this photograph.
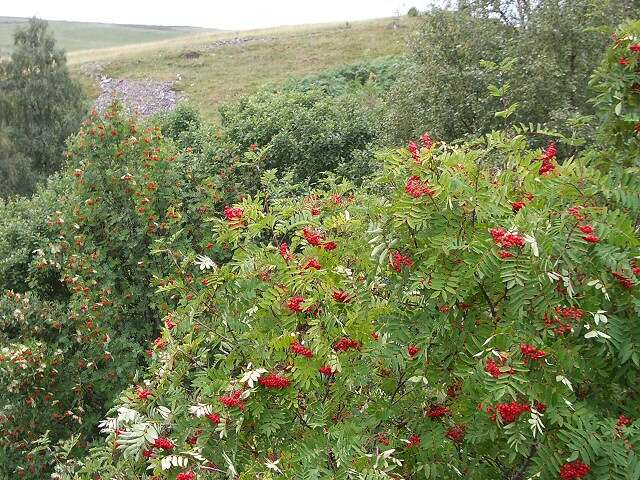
[0,174,70,296]
[220,89,376,181]
[382,1,637,144]
[0,18,86,196]
[70,24,640,479]
[0,105,217,478]
[282,56,412,97]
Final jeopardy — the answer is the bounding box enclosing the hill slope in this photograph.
[0,17,211,56]
[69,17,418,120]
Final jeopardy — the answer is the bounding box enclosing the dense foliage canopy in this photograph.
[0,7,639,480]
[0,18,86,197]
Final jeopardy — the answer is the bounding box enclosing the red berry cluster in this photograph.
[539,142,557,175]
[612,271,633,289]
[490,228,526,249]
[405,175,435,198]
[333,337,361,352]
[219,390,245,410]
[408,141,421,163]
[407,345,421,358]
[544,313,572,336]
[136,386,152,400]
[290,340,313,358]
[165,317,177,330]
[153,437,175,450]
[390,251,414,273]
[323,240,337,251]
[303,226,323,246]
[568,206,585,221]
[206,412,221,424]
[420,132,434,150]
[426,405,451,418]
[407,132,434,162]
[258,373,290,389]
[302,226,337,251]
[287,296,305,313]
[520,343,546,360]
[617,414,632,427]
[153,337,167,350]
[535,401,546,413]
[445,425,465,443]
[485,358,513,378]
[223,206,244,228]
[511,201,526,212]
[407,433,421,448]
[567,208,601,243]
[176,472,196,480]
[303,258,321,270]
[556,306,584,320]
[332,290,351,303]
[559,460,591,480]
[496,402,530,423]
[319,365,335,377]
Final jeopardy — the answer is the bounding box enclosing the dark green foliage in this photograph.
[220,89,376,181]
[0,134,36,197]
[0,174,70,296]
[0,18,86,196]
[282,56,411,96]
[383,0,639,143]
[407,6,419,17]
[384,9,512,142]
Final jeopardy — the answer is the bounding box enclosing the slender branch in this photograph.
[507,442,540,480]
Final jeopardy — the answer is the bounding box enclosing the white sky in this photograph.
[1,0,418,30]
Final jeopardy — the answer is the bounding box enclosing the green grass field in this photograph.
[0,17,210,56]
[66,17,419,120]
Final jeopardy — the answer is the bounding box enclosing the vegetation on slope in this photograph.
[0,4,639,479]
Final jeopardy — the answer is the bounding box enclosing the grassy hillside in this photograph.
[0,16,210,56]
[68,17,419,120]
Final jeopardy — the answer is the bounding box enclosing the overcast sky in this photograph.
[1,0,420,30]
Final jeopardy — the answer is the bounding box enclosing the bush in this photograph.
[0,18,86,196]
[281,56,412,97]
[383,9,512,142]
[382,1,638,144]
[219,89,376,181]
[72,26,640,479]
[0,174,70,296]
[0,104,220,478]
[407,6,419,17]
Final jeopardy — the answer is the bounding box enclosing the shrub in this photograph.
[0,18,86,196]
[0,174,70,296]
[73,27,640,478]
[0,104,220,478]
[281,56,412,97]
[407,6,419,17]
[219,89,376,181]
[383,9,512,142]
[382,1,637,144]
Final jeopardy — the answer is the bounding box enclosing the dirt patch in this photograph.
[93,75,183,118]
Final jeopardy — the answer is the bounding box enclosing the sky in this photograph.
[1,0,418,30]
